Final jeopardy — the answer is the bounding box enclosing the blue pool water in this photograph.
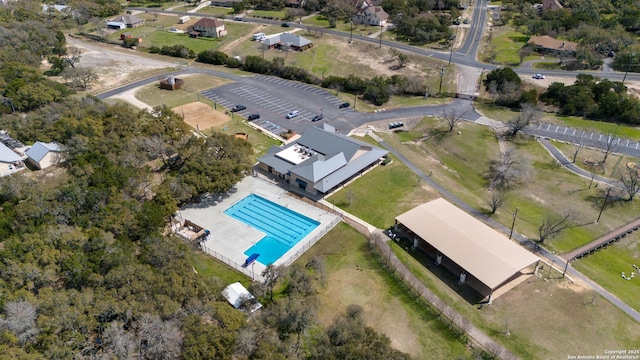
[224,194,319,265]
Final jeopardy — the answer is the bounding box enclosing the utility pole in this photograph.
[438,66,446,94]
[623,53,635,85]
[509,208,518,239]
[349,20,353,43]
[448,25,459,65]
[379,24,383,48]
[596,187,612,223]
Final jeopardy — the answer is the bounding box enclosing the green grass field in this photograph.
[248,9,288,20]
[198,6,235,16]
[489,26,529,65]
[134,74,231,108]
[295,223,473,359]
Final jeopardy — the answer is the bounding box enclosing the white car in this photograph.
[533,73,545,79]
[286,110,299,119]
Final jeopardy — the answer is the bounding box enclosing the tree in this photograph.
[62,47,82,68]
[571,135,585,163]
[488,190,506,215]
[0,300,39,345]
[619,167,640,201]
[261,264,285,301]
[440,107,465,132]
[47,56,69,75]
[102,321,136,359]
[505,104,541,137]
[600,132,619,164]
[487,149,527,190]
[136,314,183,360]
[538,210,575,243]
[517,45,533,64]
[61,67,99,90]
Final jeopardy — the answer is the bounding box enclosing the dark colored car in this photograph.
[338,102,350,109]
[247,113,260,121]
[311,114,323,122]
[281,22,290,27]
[231,104,246,112]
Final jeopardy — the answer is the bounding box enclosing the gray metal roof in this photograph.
[0,142,22,163]
[25,142,62,163]
[263,33,312,47]
[257,126,388,194]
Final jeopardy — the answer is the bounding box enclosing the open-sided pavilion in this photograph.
[394,198,541,304]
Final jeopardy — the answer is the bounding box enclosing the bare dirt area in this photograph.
[172,101,231,131]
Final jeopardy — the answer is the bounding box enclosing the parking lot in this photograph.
[199,75,357,134]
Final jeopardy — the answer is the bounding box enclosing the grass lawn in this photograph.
[552,140,640,178]
[389,240,640,360]
[134,74,232,108]
[190,251,252,289]
[533,61,562,70]
[295,223,473,359]
[198,6,235,16]
[301,14,331,27]
[489,26,529,65]
[572,231,640,315]
[327,148,437,229]
[206,117,281,160]
[378,117,640,254]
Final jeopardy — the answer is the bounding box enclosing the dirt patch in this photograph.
[172,102,231,131]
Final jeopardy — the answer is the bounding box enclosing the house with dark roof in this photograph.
[262,32,313,51]
[353,5,389,26]
[188,18,227,38]
[257,124,388,198]
[25,142,64,170]
[527,35,578,56]
[112,15,145,28]
[0,142,24,177]
[210,0,242,6]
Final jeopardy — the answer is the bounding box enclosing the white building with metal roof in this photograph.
[257,124,388,199]
[0,142,24,177]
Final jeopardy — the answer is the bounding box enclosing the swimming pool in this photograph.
[224,194,319,265]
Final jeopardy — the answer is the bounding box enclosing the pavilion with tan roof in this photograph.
[394,198,541,304]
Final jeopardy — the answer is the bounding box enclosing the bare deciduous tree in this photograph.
[505,104,541,137]
[136,314,183,360]
[571,135,585,163]
[346,190,355,206]
[619,167,640,201]
[538,210,575,243]
[63,46,82,68]
[487,149,527,190]
[103,321,135,359]
[262,263,285,301]
[0,300,39,344]
[488,190,506,214]
[440,107,465,132]
[600,132,619,164]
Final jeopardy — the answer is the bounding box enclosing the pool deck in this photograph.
[178,176,340,281]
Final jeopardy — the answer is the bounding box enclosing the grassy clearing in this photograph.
[190,251,252,289]
[248,9,288,19]
[572,231,640,314]
[198,6,235,16]
[327,147,438,229]
[552,140,640,177]
[490,26,529,65]
[534,61,562,70]
[205,116,281,160]
[390,239,640,359]
[295,223,473,359]
[301,14,331,27]
[378,118,640,253]
[134,74,231,108]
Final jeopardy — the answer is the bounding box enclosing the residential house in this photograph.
[527,35,578,56]
[112,14,145,28]
[257,124,388,199]
[353,5,389,26]
[120,32,133,40]
[0,142,24,177]
[25,142,64,170]
[286,0,305,8]
[188,18,227,38]
[542,0,563,12]
[262,32,313,51]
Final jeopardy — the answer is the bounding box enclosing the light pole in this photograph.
[509,208,518,239]
[623,52,636,85]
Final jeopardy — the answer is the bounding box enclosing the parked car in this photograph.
[311,114,323,122]
[286,110,299,119]
[281,22,290,27]
[532,73,545,80]
[231,104,247,112]
[338,102,350,109]
[247,113,260,121]
[463,18,470,24]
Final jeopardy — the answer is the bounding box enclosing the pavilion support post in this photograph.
[393,220,398,231]
[436,253,442,265]
[534,260,541,276]
[412,237,418,250]
[488,291,493,305]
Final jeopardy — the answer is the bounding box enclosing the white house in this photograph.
[0,142,24,177]
[222,282,262,313]
[25,142,64,170]
[353,5,389,26]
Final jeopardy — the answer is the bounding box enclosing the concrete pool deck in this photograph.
[178,176,340,281]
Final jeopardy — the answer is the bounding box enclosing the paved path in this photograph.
[563,218,640,261]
